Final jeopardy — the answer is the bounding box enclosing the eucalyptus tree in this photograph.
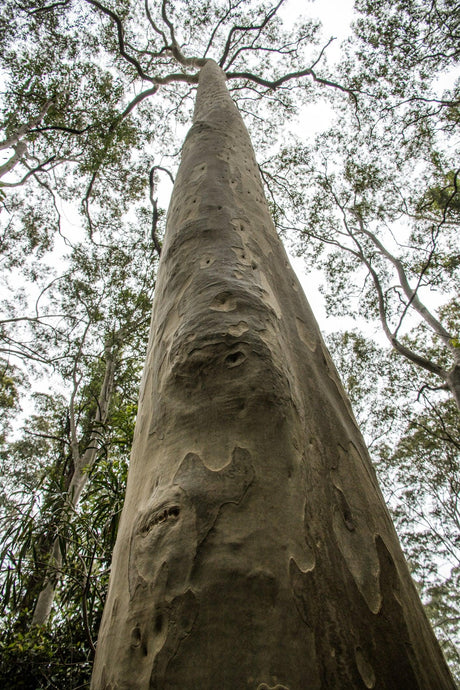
[0,0,339,211]
[276,130,460,406]
[0,0,339,374]
[93,54,453,690]
[264,0,459,408]
[0,385,133,689]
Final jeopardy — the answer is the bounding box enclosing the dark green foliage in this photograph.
[0,618,92,689]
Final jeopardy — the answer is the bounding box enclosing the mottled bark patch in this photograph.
[173,446,254,546]
[289,534,421,689]
[149,590,199,689]
[355,647,376,688]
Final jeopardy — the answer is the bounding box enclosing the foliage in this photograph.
[0,381,131,685]
[0,616,92,689]
[261,0,459,409]
[0,359,24,451]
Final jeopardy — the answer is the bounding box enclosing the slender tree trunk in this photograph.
[91,60,455,689]
[30,538,63,627]
[31,347,116,627]
[447,362,460,412]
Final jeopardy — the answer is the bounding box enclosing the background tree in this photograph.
[261,0,458,399]
[0,218,156,685]
[0,387,131,688]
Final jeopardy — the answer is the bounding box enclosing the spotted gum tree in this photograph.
[91,59,455,689]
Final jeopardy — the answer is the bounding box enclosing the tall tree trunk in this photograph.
[91,60,455,689]
[447,362,460,412]
[31,345,116,627]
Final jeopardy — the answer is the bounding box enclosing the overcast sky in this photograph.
[282,0,357,332]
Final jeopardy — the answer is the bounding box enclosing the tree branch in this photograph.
[84,0,157,83]
[0,99,54,151]
[226,66,358,104]
[0,156,57,187]
[148,165,174,257]
[219,0,285,69]
[351,210,454,349]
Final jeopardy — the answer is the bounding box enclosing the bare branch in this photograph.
[161,0,178,48]
[24,0,71,15]
[118,86,159,120]
[156,0,206,68]
[29,124,92,136]
[226,65,358,104]
[204,0,246,59]
[0,156,57,187]
[364,258,447,380]
[0,142,28,179]
[145,0,168,45]
[225,36,309,72]
[319,175,451,383]
[0,99,54,151]
[351,210,454,348]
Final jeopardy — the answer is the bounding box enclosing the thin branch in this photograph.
[145,0,168,45]
[148,165,174,257]
[226,65,358,104]
[320,176,450,382]
[0,156,57,187]
[204,0,246,58]
[24,0,71,14]
[351,210,454,348]
[219,0,285,69]
[80,546,97,656]
[29,124,92,135]
[84,0,157,83]
[0,142,28,179]
[0,99,54,151]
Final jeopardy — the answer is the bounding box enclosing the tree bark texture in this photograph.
[91,60,455,689]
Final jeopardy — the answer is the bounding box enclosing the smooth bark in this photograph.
[91,60,455,689]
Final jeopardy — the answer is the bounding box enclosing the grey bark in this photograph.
[91,60,455,689]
